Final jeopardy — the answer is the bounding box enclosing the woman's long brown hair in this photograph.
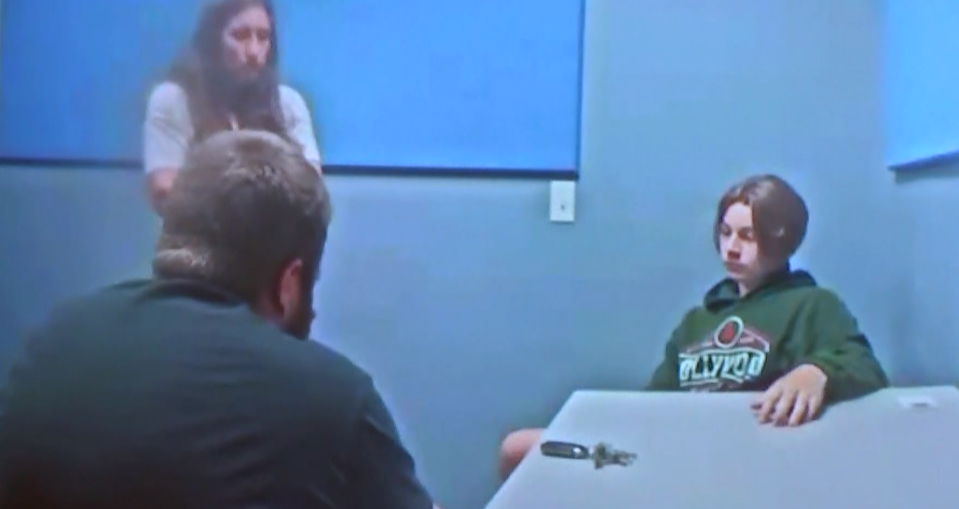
[167,0,292,144]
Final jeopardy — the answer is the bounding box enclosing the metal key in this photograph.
[540,440,636,469]
[591,442,637,469]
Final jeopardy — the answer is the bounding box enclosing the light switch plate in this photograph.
[549,180,576,223]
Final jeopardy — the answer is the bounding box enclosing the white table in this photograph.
[485,386,959,509]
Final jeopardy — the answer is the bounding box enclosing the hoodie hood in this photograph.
[703,267,817,312]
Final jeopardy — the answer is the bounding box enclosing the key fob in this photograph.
[540,440,591,460]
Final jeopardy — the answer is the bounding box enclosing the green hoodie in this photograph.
[646,269,888,403]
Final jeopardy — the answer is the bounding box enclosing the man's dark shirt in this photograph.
[0,279,434,509]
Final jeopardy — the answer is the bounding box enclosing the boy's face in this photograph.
[718,202,772,288]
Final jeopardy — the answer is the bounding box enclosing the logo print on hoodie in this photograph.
[677,316,770,391]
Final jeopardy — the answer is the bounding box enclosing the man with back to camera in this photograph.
[0,130,439,509]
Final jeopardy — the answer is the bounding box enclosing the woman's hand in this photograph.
[750,364,827,427]
[147,168,177,215]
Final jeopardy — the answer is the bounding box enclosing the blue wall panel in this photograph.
[0,0,583,173]
[884,0,959,167]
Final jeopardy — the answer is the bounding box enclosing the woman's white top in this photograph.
[143,81,322,174]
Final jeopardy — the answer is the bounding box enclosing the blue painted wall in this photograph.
[883,0,959,384]
[3,2,953,509]
[884,0,959,165]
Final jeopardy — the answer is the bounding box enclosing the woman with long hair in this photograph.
[143,0,322,214]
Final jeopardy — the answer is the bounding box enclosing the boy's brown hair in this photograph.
[713,174,808,263]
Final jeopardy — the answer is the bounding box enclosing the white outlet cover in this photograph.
[549,181,576,223]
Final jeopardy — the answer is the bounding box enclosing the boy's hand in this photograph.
[751,364,827,426]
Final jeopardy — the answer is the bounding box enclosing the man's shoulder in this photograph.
[41,281,370,387]
[236,324,372,400]
[259,338,377,433]
[38,279,152,326]
[280,338,372,386]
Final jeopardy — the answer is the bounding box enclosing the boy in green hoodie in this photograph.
[497,174,889,480]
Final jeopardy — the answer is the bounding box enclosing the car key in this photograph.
[540,440,636,469]
[592,442,637,469]
[539,440,591,460]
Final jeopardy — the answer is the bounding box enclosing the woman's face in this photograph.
[220,5,272,80]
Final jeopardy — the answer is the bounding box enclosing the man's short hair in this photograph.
[713,174,808,262]
[153,130,332,302]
